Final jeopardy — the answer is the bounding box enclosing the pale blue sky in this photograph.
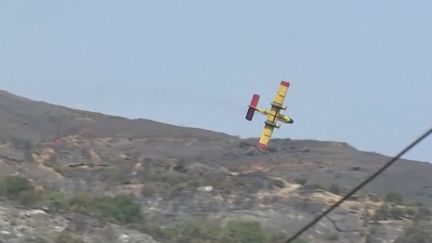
[1,1,431,162]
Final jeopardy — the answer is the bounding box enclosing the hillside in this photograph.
[0,89,431,243]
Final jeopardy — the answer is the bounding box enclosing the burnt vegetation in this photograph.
[1,90,432,242]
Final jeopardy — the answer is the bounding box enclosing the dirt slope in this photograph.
[0,89,431,243]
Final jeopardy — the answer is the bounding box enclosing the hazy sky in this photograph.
[1,1,431,162]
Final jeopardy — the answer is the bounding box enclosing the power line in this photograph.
[285,126,432,243]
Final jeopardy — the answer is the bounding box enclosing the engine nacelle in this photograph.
[265,120,281,128]
[271,102,287,110]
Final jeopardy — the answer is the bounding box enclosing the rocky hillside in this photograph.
[0,89,431,243]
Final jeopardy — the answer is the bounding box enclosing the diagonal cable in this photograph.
[285,126,432,243]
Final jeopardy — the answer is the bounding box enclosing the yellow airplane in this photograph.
[245,81,294,150]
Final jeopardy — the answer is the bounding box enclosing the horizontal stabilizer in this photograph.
[245,94,260,121]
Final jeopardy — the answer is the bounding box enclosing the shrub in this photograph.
[0,175,39,204]
[292,239,308,243]
[325,232,339,241]
[41,191,68,212]
[384,192,403,204]
[91,194,142,224]
[413,207,431,222]
[55,230,86,243]
[294,177,308,185]
[67,193,142,224]
[394,224,432,243]
[0,175,35,199]
[328,184,342,195]
[388,207,404,219]
[271,179,285,188]
[161,217,222,243]
[373,204,390,221]
[222,221,267,243]
[373,204,409,220]
[367,193,380,202]
[68,192,93,213]
[17,190,40,205]
[149,218,286,243]
[405,208,416,217]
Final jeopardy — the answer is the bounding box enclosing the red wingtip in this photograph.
[281,81,290,87]
[258,143,268,150]
[250,94,260,107]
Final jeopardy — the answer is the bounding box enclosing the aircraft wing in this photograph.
[272,81,290,107]
[258,124,275,150]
